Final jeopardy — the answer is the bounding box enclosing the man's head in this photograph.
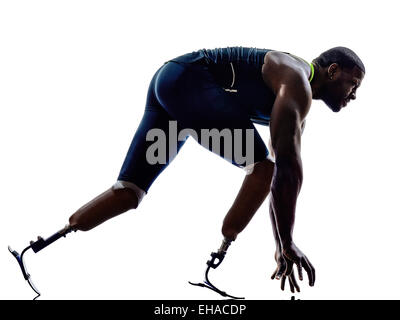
[312,47,365,112]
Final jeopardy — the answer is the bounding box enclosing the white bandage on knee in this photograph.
[267,138,276,163]
[112,180,147,206]
[267,152,276,164]
[243,162,258,175]
[243,154,276,175]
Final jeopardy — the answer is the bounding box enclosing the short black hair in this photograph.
[313,46,365,73]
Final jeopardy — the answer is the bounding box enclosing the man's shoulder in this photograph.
[263,51,310,84]
[262,51,312,119]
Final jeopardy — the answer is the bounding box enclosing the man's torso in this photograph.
[166,46,311,126]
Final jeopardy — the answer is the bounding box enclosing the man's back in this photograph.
[168,46,280,125]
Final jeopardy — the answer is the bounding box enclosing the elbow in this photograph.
[275,153,302,169]
[272,153,303,190]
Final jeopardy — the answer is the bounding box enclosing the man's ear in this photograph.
[327,63,339,79]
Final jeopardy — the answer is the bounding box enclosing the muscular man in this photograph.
[68,46,365,294]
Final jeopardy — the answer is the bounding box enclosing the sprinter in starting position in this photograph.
[11,46,365,297]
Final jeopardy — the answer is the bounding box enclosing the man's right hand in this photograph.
[282,242,316,287]
[271,250,301,293]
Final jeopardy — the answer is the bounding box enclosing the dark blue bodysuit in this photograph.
[168,47,275,125]
[118,47,277,193]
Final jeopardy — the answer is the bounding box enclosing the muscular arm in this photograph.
[263,52,315,287]
[270,99,305,247]
[268,119,305,250]
[262,51,311,249]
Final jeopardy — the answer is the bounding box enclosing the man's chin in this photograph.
[331,106,341,113]
[326,102,342,113]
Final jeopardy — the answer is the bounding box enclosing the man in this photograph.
[67,46,365,294]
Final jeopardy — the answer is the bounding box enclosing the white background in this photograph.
[1,0,398,300]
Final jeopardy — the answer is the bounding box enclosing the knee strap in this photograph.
[243,155,275,175]
[112,180,147,206]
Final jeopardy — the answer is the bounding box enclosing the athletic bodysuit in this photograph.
[115,46,313,197]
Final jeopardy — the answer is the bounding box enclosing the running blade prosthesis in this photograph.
[8,224,75,300]
[189,238,244,300]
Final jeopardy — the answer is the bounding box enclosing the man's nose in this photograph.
[350,91,356,100]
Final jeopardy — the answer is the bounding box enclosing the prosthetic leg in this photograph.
[8,224,76,300]
[189,238,245,300]
[187,161,275,299]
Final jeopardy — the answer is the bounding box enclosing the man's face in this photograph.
[321,64,365,112]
